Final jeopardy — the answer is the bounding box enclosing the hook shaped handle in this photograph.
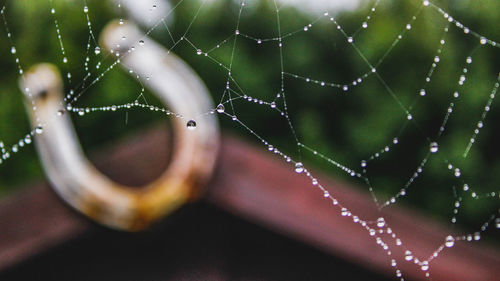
[20,21,219,231]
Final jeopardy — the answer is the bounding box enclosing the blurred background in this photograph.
[0,0,499,245]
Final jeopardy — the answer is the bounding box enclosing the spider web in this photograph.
[1,0,500,279]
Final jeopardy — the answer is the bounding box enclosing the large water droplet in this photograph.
[186,119,197,130]
[295,162,304,173]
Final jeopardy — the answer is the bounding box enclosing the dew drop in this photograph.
[216,103,225,113]
[480,37,487,45]
[421,261,429,271]
[94,47,101,55]
[83,6,89,13]
[139,40,145,46]
[419,89,426,96]
[404,250,413,261]
[186,119,197,130]
[196,49,202,55]
[429,142,438,153]
[495,218,500,229]
[473,232,481,241]
[35,126,43,135]
[377,217,386,228]
[10,47,16,54]
[445,235,455,247]
[295,162,304,173]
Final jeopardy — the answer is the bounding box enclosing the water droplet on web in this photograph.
[473,232,481,241]
[420,261,429,271]
[35,126,43,134]
[445,235,455,247]
[63,57,68,63]
[429,142,438,153]
[83,6,88,13]
[94,47,101,55]
[377,217,386,228]
[10,47,16,54]
[216,103,225,113]
[404,250,413,261]
[454,168,461,177]
[362,22,368,28]
[270,102,276,108]
[139,40,145,46]
[186,119,197,130]
[347,37,353,43]
[495,218,500,228]
[361,160,367,168]
[295,162,304,173]
[196,49,202,55]
[419,89,426,96]
[57,109,65,116]
[480,37,487,45]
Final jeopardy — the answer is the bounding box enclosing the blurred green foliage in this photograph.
[0,0,499,236]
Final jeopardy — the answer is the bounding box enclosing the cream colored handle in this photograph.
[20,21,219,231]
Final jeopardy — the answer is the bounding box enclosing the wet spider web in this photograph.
[1,0,500,280]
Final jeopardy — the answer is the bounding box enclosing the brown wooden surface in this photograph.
[0,127,499,280]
